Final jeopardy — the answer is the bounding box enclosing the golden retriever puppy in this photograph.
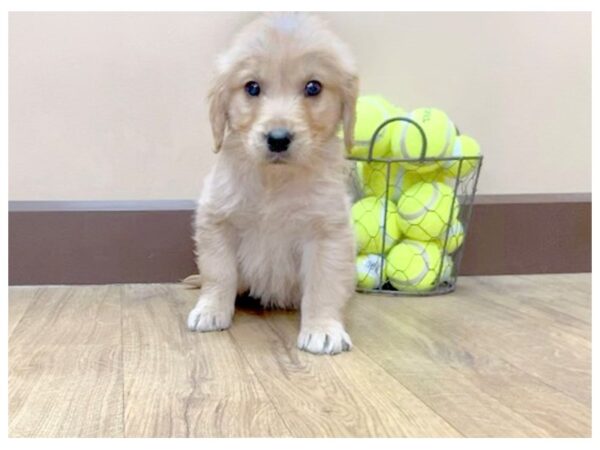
[187,13,358,354]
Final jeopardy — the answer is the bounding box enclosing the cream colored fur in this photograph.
[187,13,359,355]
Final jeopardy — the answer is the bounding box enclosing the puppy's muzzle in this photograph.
[266,128,293,153]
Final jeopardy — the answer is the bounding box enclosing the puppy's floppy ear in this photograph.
[341,74,359,153]
[208,73,228,153]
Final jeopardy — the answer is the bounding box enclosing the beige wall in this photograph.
[9,12,591,200]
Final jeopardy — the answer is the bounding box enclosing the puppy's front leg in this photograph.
[297,229,355,355]
[187,212,238,332]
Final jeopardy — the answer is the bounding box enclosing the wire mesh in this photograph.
[348,116,483,296]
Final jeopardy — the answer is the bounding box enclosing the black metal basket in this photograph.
[347,117,483,296]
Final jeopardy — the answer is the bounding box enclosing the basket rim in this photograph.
[347,155,484,163]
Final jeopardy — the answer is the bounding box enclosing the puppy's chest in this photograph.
[231,187,317,236]
[229,189,318,304]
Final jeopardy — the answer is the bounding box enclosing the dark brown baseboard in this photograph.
[8,194,591,285]
[460,195,590,275]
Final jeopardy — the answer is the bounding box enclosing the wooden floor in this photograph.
[8,274,591,437]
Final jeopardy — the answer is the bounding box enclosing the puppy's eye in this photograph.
[304,80,322,97]
[244,81,261,97]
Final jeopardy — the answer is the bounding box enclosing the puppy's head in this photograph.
[208,13,358,167]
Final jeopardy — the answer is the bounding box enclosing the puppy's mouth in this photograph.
[265,153,290,165]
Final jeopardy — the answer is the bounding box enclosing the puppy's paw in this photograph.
[297,322,352,355]
[187,296,233,332]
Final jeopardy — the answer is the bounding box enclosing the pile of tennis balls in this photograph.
[349,95,481,292]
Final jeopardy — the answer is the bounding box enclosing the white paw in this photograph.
[297,322,352,355]
[187,296,233,332]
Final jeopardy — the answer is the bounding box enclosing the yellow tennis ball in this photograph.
[435,220,465,254]
[356,162,445,202]
[348,96,398,158]
[389,107,457,174]
[356,162,404,202]
[386,240,443,292]
[397,181,460,241]
[441,135,481,179]
[356,254,387,289]
[351,196,401,254]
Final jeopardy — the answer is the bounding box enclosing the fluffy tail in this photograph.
[181,273,202,289]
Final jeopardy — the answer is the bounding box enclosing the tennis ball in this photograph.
[386,240,443,292]
[356,162,445,202]
[441,135,481,179]
[435,220,465,254]
[356,162,405,202]
[348,96,399,158]
[397,181,460,241]
[356,254,387,289]
[389,107,457,174]
[351,196,401,254]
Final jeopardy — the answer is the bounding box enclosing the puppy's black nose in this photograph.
[266,128,293,153]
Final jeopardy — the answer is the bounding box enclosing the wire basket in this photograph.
[347,117,483,296]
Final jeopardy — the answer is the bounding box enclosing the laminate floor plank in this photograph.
[8,285,123,437]
[393,277,591,407]
[353,286,590,436]
[121,284,290,437]
[227,303,460,437]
